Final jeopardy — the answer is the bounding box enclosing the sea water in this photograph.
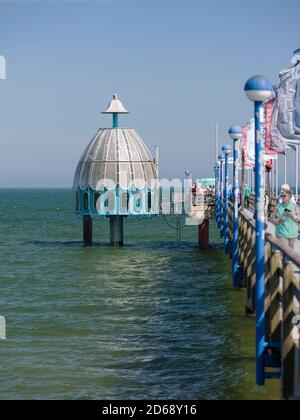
[0,189,278,400]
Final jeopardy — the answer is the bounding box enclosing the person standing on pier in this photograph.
[279,184,296,205]
[273,190,299,249]
[244,184,251,209]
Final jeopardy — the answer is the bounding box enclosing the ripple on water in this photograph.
[0,190,279,400]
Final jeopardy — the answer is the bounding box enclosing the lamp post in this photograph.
[275,158,279,197]
[229,126,243,288]
[284,153,287,184]
[155,146,159,178]
[222,145,232,253]
[214,163,220,222]
[185,170,192,181]
[245,75,273,386]
[185,170,192,215]
[240,146,246,211]
[218,154,225,231]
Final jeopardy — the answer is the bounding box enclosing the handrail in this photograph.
[229,206,300,400]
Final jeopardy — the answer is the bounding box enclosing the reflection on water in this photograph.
[0,190,278,400]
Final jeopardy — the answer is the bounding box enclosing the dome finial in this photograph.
[102,94,129,128]
[102,93,129,115]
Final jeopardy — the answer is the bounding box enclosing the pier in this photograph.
[227,207,300,399]
[213,58,300,400]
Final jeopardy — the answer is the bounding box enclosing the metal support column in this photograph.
[83,215,93,246]
[254,100,266,386]
[233,139,240,287]
[110,216,124,246]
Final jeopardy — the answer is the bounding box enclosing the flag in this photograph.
[275,50,300,141]
[265,99,286,154]
[242,120,255,168]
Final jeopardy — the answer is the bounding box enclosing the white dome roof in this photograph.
[73,128,158,191]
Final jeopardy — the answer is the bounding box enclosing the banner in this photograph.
[265,99,286,154]
[242,121,255,168]
[276,53,300,141]
[261,50,300,154]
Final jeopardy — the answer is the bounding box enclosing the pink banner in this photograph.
[242,121,255,167]
[265,99,285,155]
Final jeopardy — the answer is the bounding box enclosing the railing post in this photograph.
[281,262,297,399]
[245,75,273,386]
[222,145,232,253]
[229,126,243,287]
[293,273,300,400]
[215,163,220,226]
[219,154,225,233]
[246,227,256,315]
[241,150,246,211]
[267,250,282,343]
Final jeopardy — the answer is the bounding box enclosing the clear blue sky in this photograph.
[0,0,299,187]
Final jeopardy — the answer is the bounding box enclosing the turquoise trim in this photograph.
[113,113,119,128]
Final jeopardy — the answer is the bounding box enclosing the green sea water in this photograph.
[0,189,279,400]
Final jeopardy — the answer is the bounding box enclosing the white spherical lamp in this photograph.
[244,75,273,102]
